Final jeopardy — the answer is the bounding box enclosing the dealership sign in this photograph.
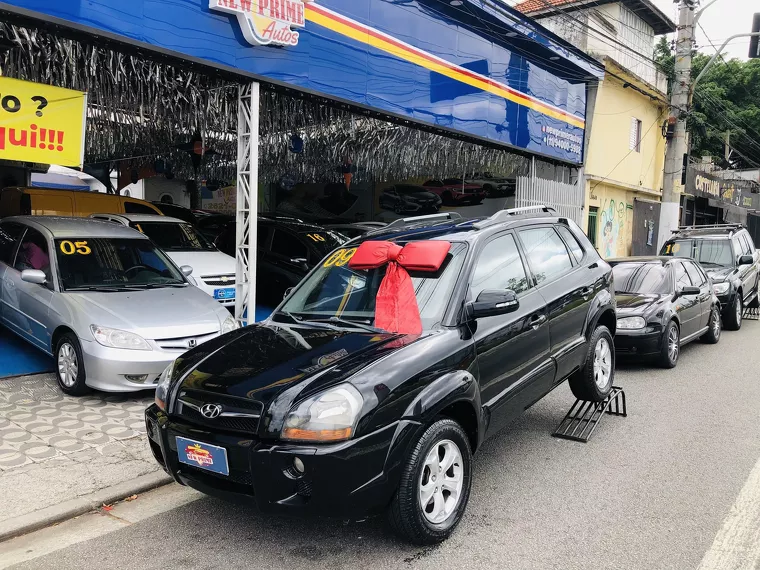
[687,168,759,210]
[210,0,308,47]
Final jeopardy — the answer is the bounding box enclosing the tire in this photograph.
[724,293,742,331]
[568,325,614,402]
[701,304,721,344]
[388,419,472,545]
[657,320,680,369]
[55,332,90,396]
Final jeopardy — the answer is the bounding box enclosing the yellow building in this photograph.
[583,58,667,258]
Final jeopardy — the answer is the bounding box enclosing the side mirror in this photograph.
[180,265,193,276]
[739,255,753,266]
[678,285,700,296]
[21,269,47,285]
[467,289,519,319]
[291,258,309,270]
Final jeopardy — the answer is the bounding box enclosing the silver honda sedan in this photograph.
[0,216,239,395]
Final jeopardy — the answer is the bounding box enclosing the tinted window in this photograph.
[518,227,573,284]
[272,229,308,259]
[299,230,347,260]
[744,232,756,251]
[16,228,51,281]
[135,222,214,251]
[556,225,584,263]
[612,262,671,294]
[0,222,25,265]
[470,234,529,300]
[684,261,705,286]
[739,232,753,255]
[423,180,442,187]
[674,261,692,287]
[124,201,159,214]
[443,178,464,185]
[397,185,426,195]
[663,239,733,267]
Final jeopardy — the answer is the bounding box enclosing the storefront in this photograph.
[0,0,604,327]
[683,168,760,229]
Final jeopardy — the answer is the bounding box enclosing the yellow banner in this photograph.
[0,77,87,167]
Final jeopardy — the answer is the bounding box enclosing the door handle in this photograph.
[580,287,593,299]
[529,314,547,329]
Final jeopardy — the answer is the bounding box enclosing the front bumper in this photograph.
[80,338,182,392]
[614,325,663,356]
[716,292,733,314]
[196,282,236,307]
[145,405,417,519]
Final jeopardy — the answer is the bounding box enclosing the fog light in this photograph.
[293,457,305,473]
[125,374,149,383]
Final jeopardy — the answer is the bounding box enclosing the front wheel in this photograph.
[724,294,742,330]
[701,305,721,344]
[568,325,614,402]
[657,320,680,369]
[56,332,90,396]
[388,419,472,545]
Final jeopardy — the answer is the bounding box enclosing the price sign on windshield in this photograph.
[323,248,357,268]
[59,240,91,255]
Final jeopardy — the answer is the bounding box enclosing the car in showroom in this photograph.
[378,184,442,214]
[422,179,486,205]
[659,224,759,330]
[609,257,721,368]
[145,206,617,544]
[465,173,515,198]
[90,214,237,307]
[213,216,348,309]
[0,217,238,395]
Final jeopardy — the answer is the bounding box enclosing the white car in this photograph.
[90,214,237,307]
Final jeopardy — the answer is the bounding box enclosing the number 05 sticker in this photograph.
[59,240,92,255]
[323,248,357,268]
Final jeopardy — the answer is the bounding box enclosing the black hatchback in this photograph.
[146,207,617,544]
[610,257,721,368]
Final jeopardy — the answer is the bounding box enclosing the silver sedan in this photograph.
[0,216,239,394]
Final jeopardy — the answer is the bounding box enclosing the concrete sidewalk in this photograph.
[0,374,170,541]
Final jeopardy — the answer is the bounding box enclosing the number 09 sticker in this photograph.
[59,240,92,255]
[323,248,357,268]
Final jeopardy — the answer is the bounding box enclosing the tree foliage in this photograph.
[655,37,760,169]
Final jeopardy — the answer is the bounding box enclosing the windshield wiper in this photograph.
[313,316,387,333]
[122,283,187,290]
[66,286,132,292]
[275,311,341,331]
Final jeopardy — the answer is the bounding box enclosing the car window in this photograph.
[556,225,584,263]
[611,262,671,294]
[135,222,215,251]
[683,261,705,286]
[0,222,26,265]
[423,180,442,187]
[124,201,159,215]
[272,229,308,260]
[693,261,709,284]
[518,227,573,285]
[739,232,753,255]
[16,227,53,285]
[469,233,529,300]
[744,232,756,252]
[731,236,743,263]
[663,239,733,267]
[674,261,692,287]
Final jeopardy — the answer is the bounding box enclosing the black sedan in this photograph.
[379,184,441,214]
[610,257,721,368]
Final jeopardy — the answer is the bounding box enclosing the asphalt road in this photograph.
[6,320,760,570]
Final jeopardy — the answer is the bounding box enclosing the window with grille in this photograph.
[629,117,642,152]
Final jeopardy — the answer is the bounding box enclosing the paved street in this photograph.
[2,320,760,569]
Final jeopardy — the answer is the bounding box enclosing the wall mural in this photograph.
[600,198,628,258]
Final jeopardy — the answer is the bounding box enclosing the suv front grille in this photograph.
[172,389,264,435]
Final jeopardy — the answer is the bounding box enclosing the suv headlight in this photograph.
[617,316,646,330]
[155,360,175,411]
[221,316,239,334]
[282,384,363,443]
[90,325,151,350]
[713,282,730,294]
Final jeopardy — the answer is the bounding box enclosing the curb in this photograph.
[0,471,173,543]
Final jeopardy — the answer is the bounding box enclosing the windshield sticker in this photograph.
[306,233,326,242]
[672,243,681,253]
[323,247,357,268]
[59,240,91,255]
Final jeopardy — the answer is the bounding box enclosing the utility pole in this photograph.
[658,0,696,247]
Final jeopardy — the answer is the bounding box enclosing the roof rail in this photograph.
[672,223,744,233]
[473,205,557,230]
[367,212,463,235]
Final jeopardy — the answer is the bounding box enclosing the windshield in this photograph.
[278,242,467,330]
[132,221,215,251]
[55,238,185,291]
[299,230,348,257]
[662,239,733,266]
[612,262,671,294]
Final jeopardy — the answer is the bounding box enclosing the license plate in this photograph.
[176,436,229,476]
[214,287,236,300]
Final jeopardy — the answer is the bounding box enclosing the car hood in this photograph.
[165,250,235,278]
[66,286,224,339]
[615,292,666,314]
[174,323,422,407]
[704,266,734,282]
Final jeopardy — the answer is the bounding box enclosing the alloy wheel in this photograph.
[712,307,721,339]
[57,343,78,387]
[419,439,464,524]
[592,337,612,389]
[668,326,679,363]
[736,297,742,326]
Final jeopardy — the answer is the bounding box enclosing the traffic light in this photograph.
[750,13,760,59]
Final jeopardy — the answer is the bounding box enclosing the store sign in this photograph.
[0,77,87,167]
[687,168,759,210]
[209,0,309,47]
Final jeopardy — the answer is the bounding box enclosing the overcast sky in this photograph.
[506,0,756,61]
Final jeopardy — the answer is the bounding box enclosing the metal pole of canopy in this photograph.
[235,82,260,326]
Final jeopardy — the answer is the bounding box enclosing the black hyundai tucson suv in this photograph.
[146,207,617,544]
[660,224,759,330]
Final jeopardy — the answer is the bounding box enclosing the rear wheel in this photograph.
[657,320,679,368]
[701,305,721,344]
[568,325,614,402]
[724,293,742,330]
[388,419,472,544]
[56,333,89,396]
